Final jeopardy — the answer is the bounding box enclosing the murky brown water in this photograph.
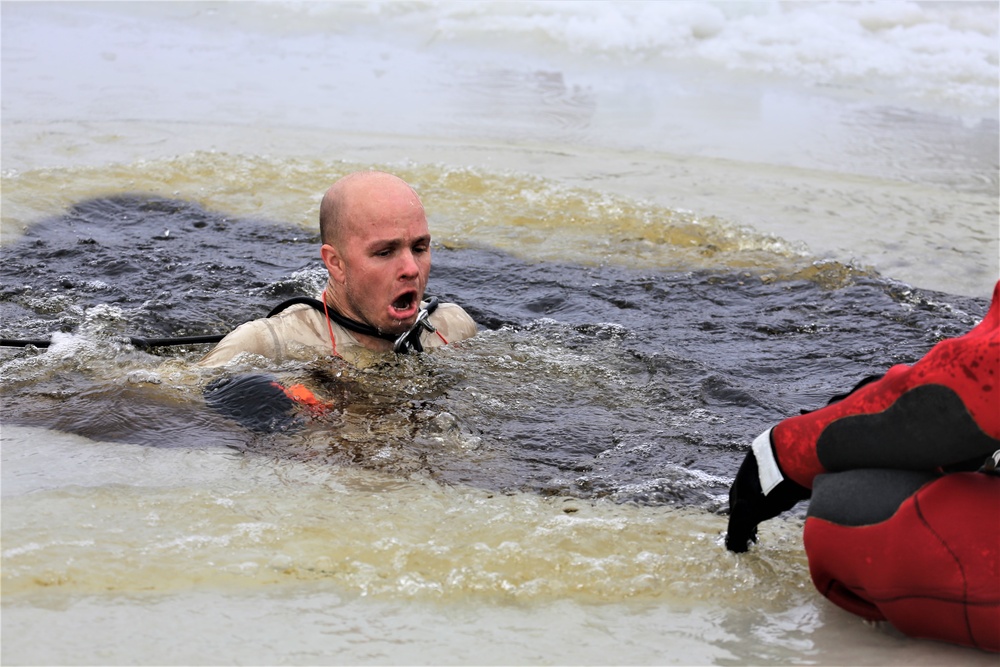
[2,3,997,665]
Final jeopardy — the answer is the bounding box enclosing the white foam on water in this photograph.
[3,1,995,297]
[251,0,999,111]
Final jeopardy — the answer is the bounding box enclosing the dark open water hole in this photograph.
[0,195,989,512]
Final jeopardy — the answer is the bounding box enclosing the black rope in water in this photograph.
[1,295,440,351]
[0,334,227,350]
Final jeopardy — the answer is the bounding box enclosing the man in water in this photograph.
[199,170,477,367]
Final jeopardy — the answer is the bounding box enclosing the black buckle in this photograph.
[393,298,439,354]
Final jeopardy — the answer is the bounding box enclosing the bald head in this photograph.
[319,171,424,248]
[318,170,433,340]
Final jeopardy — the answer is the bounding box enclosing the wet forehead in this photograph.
[342,175,426,231]
[347,197,429,255]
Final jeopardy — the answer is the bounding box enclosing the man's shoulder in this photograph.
[261,302,332,344]
[434,301,469,314]
[198,317,278,367]
[268,301,325,323]
[198,303,329,367]
[432,301,474,322]
[430,302,478,344]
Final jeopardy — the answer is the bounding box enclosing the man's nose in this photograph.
[398,249,420,278]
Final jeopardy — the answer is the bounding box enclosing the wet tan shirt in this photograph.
[198,301,477,367]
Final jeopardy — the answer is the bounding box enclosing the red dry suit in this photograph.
[727,280,999,652]
[805,468,998,652]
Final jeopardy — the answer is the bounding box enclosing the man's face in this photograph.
[333,203,432,336]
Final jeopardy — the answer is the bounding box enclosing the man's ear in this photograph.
[321,244,346,284]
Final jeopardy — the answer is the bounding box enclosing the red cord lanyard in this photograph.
[320,290,339,358]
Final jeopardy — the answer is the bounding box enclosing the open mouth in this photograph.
[389,290,419,319]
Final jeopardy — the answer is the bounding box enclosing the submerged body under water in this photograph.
[1,195,988,514]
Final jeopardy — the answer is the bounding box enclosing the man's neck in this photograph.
[322,284,395,352]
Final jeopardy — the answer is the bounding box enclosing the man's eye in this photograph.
[414,244,429,254]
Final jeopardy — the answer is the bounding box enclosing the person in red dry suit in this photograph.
[725,280,1000,653]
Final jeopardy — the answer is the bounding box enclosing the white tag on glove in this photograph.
[752,427,785,495]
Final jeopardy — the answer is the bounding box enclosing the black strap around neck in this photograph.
[267,296,395,342]
[267,296,440,353]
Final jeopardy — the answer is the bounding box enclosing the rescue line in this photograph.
[0,296,441,354]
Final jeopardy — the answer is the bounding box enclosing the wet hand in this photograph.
[725,446,810,553]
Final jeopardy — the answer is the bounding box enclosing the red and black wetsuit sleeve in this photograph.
[766,280,1000,489]
[727,281,999,554]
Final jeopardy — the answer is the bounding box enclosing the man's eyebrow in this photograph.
[365,235,430,251]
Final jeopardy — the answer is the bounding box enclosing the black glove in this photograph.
[725,444,810,553]
[204,374,301,434]
[723,377,884,554]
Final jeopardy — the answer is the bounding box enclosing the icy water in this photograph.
[2,2,998,666]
